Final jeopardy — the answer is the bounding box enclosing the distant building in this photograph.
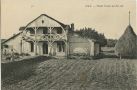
[2,14,100,57]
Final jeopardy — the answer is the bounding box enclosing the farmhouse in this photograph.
[2,14,100,57]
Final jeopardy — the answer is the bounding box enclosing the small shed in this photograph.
[68,34,100,56]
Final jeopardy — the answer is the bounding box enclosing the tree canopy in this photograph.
[74,27,107,47]
[106,39,118,47]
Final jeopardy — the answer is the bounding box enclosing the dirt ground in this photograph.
[1,57,137,90]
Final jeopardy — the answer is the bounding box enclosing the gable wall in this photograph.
[3,34,32,55]
[68,35,95,56]
[3,34,22,54]
[94,43,100,55]
[27,15,62,27]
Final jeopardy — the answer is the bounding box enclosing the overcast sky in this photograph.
[1,0,136,39]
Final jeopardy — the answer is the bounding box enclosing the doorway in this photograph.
[43,42,48,54]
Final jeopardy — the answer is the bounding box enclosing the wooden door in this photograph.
[43,43,48,54]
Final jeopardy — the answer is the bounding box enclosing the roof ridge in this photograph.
[2,32,22,44]
[25,14,66,29]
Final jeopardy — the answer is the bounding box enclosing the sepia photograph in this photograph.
[1,0,137,90]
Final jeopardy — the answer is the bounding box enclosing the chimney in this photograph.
[70,23,74,31]
[13,34,16,36]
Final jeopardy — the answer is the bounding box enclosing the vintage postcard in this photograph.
[1,0,137,90]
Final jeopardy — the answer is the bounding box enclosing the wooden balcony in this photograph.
[22,34,67,42]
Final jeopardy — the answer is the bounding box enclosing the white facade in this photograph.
[2,33,22,54]
[69,34,100,56]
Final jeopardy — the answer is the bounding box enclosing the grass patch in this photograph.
[1,56,50,85]
[67,53,103,60]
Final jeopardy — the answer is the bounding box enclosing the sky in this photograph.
[1,0,136,39]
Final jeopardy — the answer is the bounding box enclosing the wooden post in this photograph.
[47,27,53,56]
[20,40,22,54]
[65,35,68,57]
[34,27,37,55]
[49,27,52,56]
[65,41,68,57]
[20,32,23,54]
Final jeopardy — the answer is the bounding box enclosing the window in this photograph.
[42,20,44,24]
[29,29,35,34]
[3,44,9,48]
[43,29,47,34]
[30,42,34,52]
[43,27,48,34]
[57,29,62,34]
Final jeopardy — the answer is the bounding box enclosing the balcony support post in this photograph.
[34,27,37,55]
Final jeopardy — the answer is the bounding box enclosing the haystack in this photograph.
[115,25,137,58]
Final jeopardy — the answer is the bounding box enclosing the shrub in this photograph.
[20,53,30,56]
[67,53,102,60]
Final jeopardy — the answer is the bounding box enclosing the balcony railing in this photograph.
[22,34,67,41]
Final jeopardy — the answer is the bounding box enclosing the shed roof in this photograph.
[2,32,22,44]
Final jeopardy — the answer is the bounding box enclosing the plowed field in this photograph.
[2,57,137,90]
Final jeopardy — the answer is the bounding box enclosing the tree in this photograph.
[106,39,118,47]
[74,28,107,47]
